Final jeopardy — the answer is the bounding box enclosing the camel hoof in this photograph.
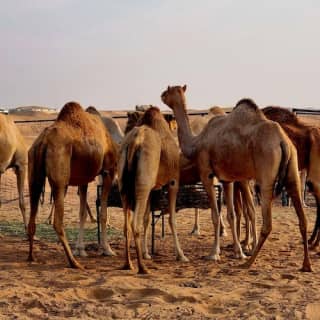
[235,252,247,260]
[205,254,220,261]
[177,255,189,262]
[143,253,152,260]
[122,263,134,271]
[190,229,200,236]
[70,261,85,270]
[73,249,88,258]
[300,265,313,272]
[90,218,97,223]
[102,249,117,257]
[238,261,252,269]
[138,266,150,274]
[220,230,228,238]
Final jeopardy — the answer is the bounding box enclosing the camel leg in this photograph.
[168,180,188,262]
[52,186,83,269]
[15,166,27,230]
[223,182,245,259]
[233,182,243,241]
[300,169,308,207]
[86,202,97,223]
[286,176,312,272]
[142,200,152,260]
[199,166,221,261]
[132,194,150,274]
[240,185,273,269]
[46,204,55,224]
[240,181,257,254]
[307,182,320,247]
[100,172,116,256]
[122,206,134,270]
[220,211,227,237]
[191,208,201,236]
[74,185,89,257]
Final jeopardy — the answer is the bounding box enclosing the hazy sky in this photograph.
[1,1,320,110]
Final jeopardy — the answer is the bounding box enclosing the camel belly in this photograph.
[69,152,103,185]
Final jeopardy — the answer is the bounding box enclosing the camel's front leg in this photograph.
[241,185,273,269]
[74,185,89,257]
[15,165,27,229]
[200,169,221,261]
[100,172,116,256]
[168,180,188,262]
[240,181,257,254]
[223,182,246,259]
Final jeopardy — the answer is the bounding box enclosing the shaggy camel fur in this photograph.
[0,114,28,228]
[118,107,188,274]
[161,85,311,271]
[263,106,320,248]
[27,102,118,269]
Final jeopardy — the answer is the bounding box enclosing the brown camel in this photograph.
[263,106,320,248]
[0,114,28,228]
[118,106,188,274]
[27,102,118,269]
[161,85,311,271]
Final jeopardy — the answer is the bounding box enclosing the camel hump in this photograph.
[263,106,299,125]
[57,101,86,123]
[139,106,161,125]
[235,98,259,111]
[209,106,226,117]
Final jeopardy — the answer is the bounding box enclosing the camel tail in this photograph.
[274,141,290,197]
[28,142,47,214]
[120,138,141,211]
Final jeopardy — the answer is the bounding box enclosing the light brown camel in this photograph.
[0,114,28,228]
[161,85,311,271]
[118,106,188,274]
[263,106,320,248]
[45,107,123,226]
[27,102,118,269]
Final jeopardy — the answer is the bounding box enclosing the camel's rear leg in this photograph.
[15,165,27,229]
[142,200,152,260]
[74,185,89,257]
[122,206,134,270]
[52,186,83,269]
[191,208,200,236]
[132,194,150,274]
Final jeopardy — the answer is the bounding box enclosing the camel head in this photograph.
[161,85,187,111]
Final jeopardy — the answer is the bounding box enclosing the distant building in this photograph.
[11,106,57,114]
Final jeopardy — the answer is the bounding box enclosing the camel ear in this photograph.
[167,85,171,91]
[182,84,187,92]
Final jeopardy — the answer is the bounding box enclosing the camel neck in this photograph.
[171,102,195,159]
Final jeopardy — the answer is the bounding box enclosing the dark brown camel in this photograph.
[263,106,320,248]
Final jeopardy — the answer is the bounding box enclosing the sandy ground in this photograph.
[0,111,320,319]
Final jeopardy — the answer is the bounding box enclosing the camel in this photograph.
[0,114,28,228]
[161,85,311,271]
[263,106,320,248]
[45,108,123,225]
[118,106,188,274]
[27,102,118,269]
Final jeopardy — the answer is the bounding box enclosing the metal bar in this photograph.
[161,213,165,238]
[151,210,156,255]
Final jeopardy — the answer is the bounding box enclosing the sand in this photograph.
[0,111,319,319]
